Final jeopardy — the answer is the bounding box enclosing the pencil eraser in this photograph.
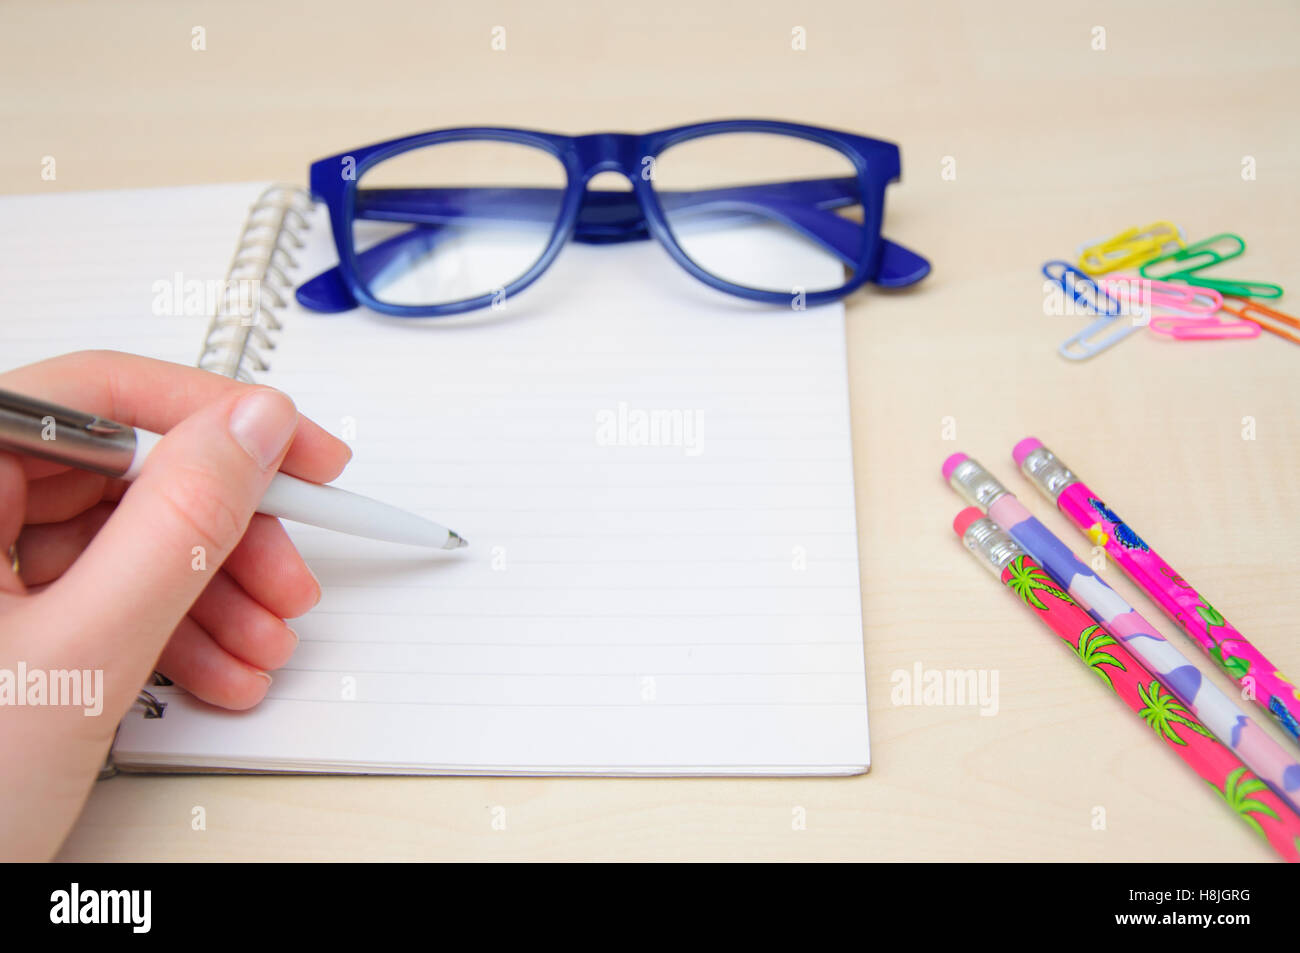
[952,506,983,538]
[1012,437,1043,467]
[941,452,968,482]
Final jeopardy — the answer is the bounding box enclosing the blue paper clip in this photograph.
[1043,260,1138,360]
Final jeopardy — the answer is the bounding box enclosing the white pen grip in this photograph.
[124,429,451,549]
[124,429,163,480]
[258,477,362,532]
[258,476,452,548]
[128,428,373,531]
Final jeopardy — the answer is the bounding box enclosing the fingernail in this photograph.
[229,390,297,470]
[306,564,322,607]
[287,626,300,645]
[257,670,273,686]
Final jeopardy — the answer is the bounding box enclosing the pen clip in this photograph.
[0,387,137,476]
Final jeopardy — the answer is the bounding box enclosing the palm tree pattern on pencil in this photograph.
[1004,555,1075,611]
[1072,624,1128,692]
[1136,679,1216,746]
[1209,767,1280,839]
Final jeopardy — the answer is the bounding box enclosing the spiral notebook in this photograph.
[0,181,870,776]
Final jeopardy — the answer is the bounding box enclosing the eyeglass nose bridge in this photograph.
[568,133,654,244]
[570,132,645,181]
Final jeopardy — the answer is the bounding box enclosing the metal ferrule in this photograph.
[947,457,1009,509]
[1019,444,1079,503]
[0,388,137,477]
[961,515,1025,576]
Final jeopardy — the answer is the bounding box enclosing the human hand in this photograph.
[0,350,351,859]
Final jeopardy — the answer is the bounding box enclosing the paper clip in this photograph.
[1100,273,1259,341]
[1139,233,1284,299]
[1094,273,1255,341]
[1077,221,1183,276]
[1045,260,1137,360]
[1044,260,1122,316]
[1059,313,1144,358]
[1096,274,1222,324]
[1148,315,1261,340]
[1221,298,1300,347]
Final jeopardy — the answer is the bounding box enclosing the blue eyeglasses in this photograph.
[295,119,930,318]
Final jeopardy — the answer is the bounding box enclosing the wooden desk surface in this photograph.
[3,0,1297,861]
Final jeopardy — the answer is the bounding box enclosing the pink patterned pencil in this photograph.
[1014,438,1300,748]
[954,507,1300,862]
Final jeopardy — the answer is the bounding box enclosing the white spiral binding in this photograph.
[196,184,315,382]
[102,186,316,774]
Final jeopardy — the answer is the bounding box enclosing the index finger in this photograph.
[0,350,352,484]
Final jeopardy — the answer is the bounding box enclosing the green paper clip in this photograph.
[1139,233,1283,299]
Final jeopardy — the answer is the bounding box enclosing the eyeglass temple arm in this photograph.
[297,178,928,312]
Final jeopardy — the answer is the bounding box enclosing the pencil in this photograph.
[954,506,1300,862]
[1014,438,1300,747]
[944,452,1300,816]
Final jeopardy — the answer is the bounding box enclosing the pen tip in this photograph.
[445,530,469,550]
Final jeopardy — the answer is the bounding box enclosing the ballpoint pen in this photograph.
[0,387,467,550]
[1013,438,1298,745]
[944,452,1300,814]
[953,507,1300,863]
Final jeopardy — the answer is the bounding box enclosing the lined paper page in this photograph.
[2,183,869,775]
[0,183,267,370]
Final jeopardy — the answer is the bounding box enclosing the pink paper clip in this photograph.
[1148,316,1261,340]
[1098,274,1257,341]
[1096,274,1222,322]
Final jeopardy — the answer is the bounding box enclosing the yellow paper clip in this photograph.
[1077,221,1184,276]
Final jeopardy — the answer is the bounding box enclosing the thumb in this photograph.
[37,388,299,698]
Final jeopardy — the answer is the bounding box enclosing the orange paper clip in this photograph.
[1221,298,1300,346]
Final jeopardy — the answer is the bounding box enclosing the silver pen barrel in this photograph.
[0,388,137,477]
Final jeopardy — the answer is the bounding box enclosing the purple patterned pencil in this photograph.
[953,507,1300,862]
[944,452,1300,814]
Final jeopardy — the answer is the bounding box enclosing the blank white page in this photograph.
[0,182,266,370]
[2,183,869,775]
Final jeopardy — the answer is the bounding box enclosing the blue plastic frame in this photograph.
[298,120,929,318]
